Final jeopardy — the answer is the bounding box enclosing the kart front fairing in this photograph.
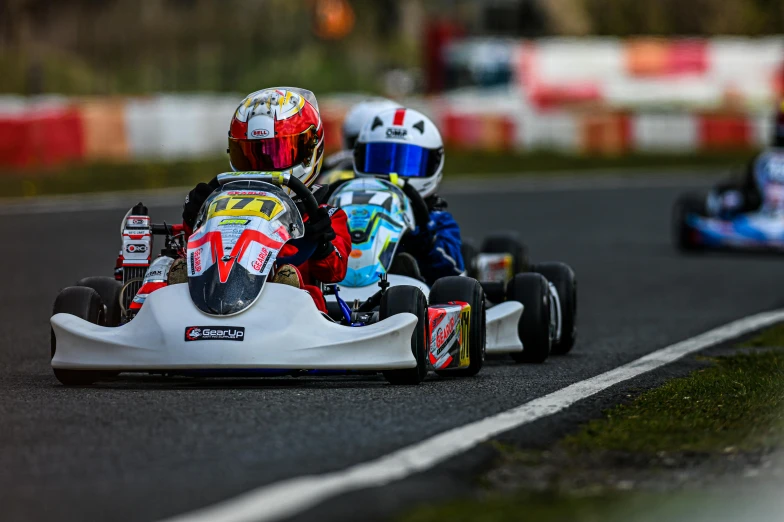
[187,180,303,315]
[687,212,784,249]
[51,282,419,371]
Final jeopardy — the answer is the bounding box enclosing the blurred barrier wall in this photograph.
[0,95,775,169]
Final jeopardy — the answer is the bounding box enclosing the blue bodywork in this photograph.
[688,150,784,250]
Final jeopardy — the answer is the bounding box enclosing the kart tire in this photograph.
[673,193,706,251]
[506,273,551,364]
[76,276,122,327]
[430,276,486,377]
[461,239,479,279]
[481,233,530,273]
[51,286,109,386]
[531,262,577,355]
[381,286,429,385]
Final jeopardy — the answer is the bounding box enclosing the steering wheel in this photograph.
[264,174,321,267]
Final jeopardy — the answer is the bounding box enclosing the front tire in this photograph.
[673,193,706,251]
[51,286,109,385]
[506,273,551,364]
[481,233,530,274]
[381,286,429,385]
[76,276,123,326]
[430,276,486,377]
[531,262,577,355]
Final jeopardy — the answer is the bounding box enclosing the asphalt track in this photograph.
[2,174,784,522]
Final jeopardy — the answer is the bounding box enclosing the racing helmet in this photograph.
[228,87,325,188]
[354,107,444,198]
[774,99,784,148]
[342,98,402,150]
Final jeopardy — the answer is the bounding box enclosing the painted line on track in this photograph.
[163,308,784,522]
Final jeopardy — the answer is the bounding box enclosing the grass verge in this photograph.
[0,149,753,199]
[399,323,784,522]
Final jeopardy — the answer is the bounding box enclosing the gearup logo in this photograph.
[184,326,245,342]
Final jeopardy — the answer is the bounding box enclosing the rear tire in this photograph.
[381,286,429,385]
[531,262,577,355]
[430,276,486,377]
[76,276,123,326]
[481,233,529,274]
[506,273,551,363]
[461,239,479,279]
[673,193,706,251]
[51,286,109,385]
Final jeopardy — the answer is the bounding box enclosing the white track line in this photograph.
[164,308,784,522]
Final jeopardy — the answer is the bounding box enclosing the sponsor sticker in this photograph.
[219,218,250,226]
[251,129,270,138]
[251,247,269,271]
[126,243,148,253]
[386,128,408,139]
[190,249,202,275]
[184,326,245,342]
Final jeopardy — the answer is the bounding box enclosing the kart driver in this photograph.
[707,101,784,217]
[353,107,464,284]
[319,98,402,181]
[177,87,351,312]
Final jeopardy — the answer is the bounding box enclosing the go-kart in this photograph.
[674,191,784,252]
[327,177,578,365]
[674,150,784,252]
[50,172,439,386]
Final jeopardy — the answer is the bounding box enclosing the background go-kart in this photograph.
[2,1,784,522]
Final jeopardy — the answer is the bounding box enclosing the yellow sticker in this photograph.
[458,306,471,367]
[208,195,284,221]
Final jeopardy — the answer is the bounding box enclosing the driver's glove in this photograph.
[305,207,337,260]
[183,182,216,229]
[401,181,434,255]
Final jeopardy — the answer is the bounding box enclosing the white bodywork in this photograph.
[52,283,418,371]
[326,274,524,354]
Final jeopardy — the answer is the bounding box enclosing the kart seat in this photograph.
[389,253,426,283]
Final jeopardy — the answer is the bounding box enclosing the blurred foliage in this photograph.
[1,0,783,95]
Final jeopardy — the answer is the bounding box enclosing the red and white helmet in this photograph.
[229,87,324,187]
[354,107,444,198]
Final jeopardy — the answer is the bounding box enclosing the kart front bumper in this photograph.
[51,283,418,372]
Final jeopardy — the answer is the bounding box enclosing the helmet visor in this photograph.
[355,142,441,178]
[229,126,318,172]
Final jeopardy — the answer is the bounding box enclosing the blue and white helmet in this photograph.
[353,108,445,198]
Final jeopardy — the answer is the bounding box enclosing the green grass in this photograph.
[740,322,784,349]
[562,347,784,454]
[400,325,784,522]
[0,149,754,199]
[400,491,750,522]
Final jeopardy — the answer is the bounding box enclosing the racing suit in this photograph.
[400,193,464,286]
[182,179,350,312]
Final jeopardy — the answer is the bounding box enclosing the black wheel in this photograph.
[481,233,530,274]
[673,193,706,251]
[430,276,486,377]
[381,286,429,385]
[51,286,108,386]
[506,273,551,364]
[531,262,576,355]
[461,239,479,279]
[76,276,123,326]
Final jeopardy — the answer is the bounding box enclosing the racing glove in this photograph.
[182,182,216,229]
[305,207,338,260]
[401,181,434,256]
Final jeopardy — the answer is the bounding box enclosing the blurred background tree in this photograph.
[0,0,783,95]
